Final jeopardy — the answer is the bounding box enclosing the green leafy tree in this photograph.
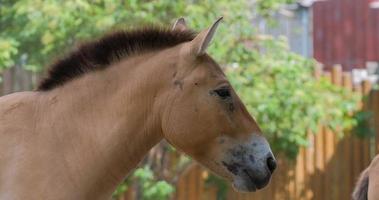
[0,0,293,71]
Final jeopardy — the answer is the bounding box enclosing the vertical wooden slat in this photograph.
[283,159,290,200]
[331,64,342,200]
[305,133,315,200]
[188,166,196,200]
[322,71,333,200]
[314,125,325,200]
[200,170,209,200]
[342,72,353,90]
[295,148,305,199]
[288,161,296,200]
[193,167,199,200]
[342,71,353,199]
[362,80,372,100]
[374,91,379,154]
[372,90,379,155]
[323,127,335,200]
[362,80,372,167]
[331,64,343,85]
[272,158,287,200]
[322,75,332,183]
[353,83,364,186]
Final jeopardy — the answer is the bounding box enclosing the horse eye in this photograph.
[214,88,231,99]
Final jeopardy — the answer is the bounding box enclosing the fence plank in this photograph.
[331,64,342,85]
[314,125,325,200]
[305,133,315,200]
[352,83,364,191]
[295,148,305,199]
[372,91,379,155]
[362,80,372,167]
[373,91,379,154]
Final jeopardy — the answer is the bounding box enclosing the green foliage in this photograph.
[255,0,295,17]
[1,0,133,70]
[228,38,360,158]
[112,166,175,200]
[0,38,19,69]
[0,0,294,71]
[133,167,175,200]
[353,111,375,138]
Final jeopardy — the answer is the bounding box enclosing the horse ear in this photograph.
[172,18,188,31]
[190,17,223,56]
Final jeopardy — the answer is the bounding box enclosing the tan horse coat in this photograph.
[0,18,276,199]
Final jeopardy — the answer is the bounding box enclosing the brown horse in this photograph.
[0,18,276,199]
[353,155,379,200]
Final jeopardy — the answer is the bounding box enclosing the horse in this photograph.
[353,154,379,200]
[0,17,276,199]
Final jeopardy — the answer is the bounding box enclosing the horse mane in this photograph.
[352,167,369,200]
[37,27,196,91]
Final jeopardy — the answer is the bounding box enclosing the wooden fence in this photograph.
[1,65,378,200]
[174,65,379,200]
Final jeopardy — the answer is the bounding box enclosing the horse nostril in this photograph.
[266,157,277,173]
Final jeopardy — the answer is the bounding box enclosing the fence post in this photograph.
[362,80,372,166]
[331,64,342,85]
[374,91,379,155]
[341,71,354,194]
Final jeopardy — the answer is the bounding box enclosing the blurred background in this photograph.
[1,0,379,199]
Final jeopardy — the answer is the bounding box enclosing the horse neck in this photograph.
[42,50,175,197]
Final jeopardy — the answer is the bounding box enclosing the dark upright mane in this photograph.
[37,27,195,91]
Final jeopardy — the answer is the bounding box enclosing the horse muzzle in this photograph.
[222,134,276,192]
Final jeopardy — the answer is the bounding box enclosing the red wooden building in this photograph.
[313,0,379,71]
